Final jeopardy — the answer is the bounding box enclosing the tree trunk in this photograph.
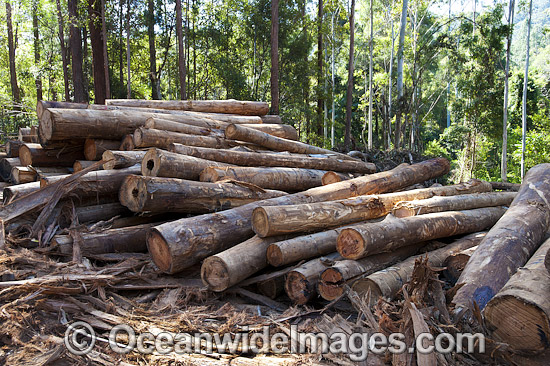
[392,192,516,218]
[285,253,341,304]
[351,232,484,304]
[65,202,128,224]
[134,127,245,149]
[343,0,355,150]
[200,166,344,192]
[102,150,146,169]
[0,158,21,182]
[169,144,376,174]
[84,139,122,160]
[484,237,550,354]
[270,0,279,114]
[69,0,87,102]
[119,175,286,214]
[520,0,533,179]
[337,207,505,260]
[5,0,20,103]
[11,166,71,184]
[36,101,88,119]
[18,127,37,143]
[125,0,131,98]
[119,135,135,150]
[3,182,41,205]
[367,0,373,149]
[490,181,520,191]
[100,0,110,99]
[147,158,450,273]
[176,0,186,99]
[142,148,233,180]
[316,0,323,135]
[145,118,222,135]
[318,242,427,301]
[19,143,85,167]
[55,0,71,101]
[252,179,492,237]
[321,171,357,185]
[88,0,107,103]
[147,0,159,99]
[501,0,515,182]
[452,163,550,310]
[394,0,409,149]
[74,160,101,172]
[442,245,479,283]
[201,235,291,292]
[32,0,43,101]
[5,140,23,158]
[257,277,284,299]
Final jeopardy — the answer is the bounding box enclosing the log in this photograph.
[5,140,23,158]
[102,150,146,170]
[321,171,357,185]
[252,179,493,237]
[199,166,348,192]
[119,134,135,150]
[3,182,41,204]
[19,143,85,167]
[119,175,286,214]
[260,115,283,124]
[105,99,270,116]
[83,139,122,161]
[337,207,505,260]
[40,165,141,197]
[490,181,521,191]
[442,246,478,283]
[11,167,70,184]
[546,248,550,276]
[318,242,428,301]
[351,232,485,304]
[18,127,38,143]
[169,144,377,174]
[70,202,130,224]
[200,235,292,291]
[225,123,355,161]
[0,158,21,181]
[391,192,517,218]
[241,123,297,140]
[144,117,223,137]
[483,237,550,354]
[285,253,342,304]
[257,277,285,299]
[142,148,233,180]
[133,127,236,149]
[453,163,550,310]
[36,100,88,118]
[53,222,157,255]
[147,158,450,273]
[74,160,101,172]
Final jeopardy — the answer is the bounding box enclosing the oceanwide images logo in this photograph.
[64,321,485,361]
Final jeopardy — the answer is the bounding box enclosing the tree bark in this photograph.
[169,144,376,174]
[55,0,71,101]
[252,179,493,237]
[5,0,20,103]
[394,0,409,149]
[119,135,135,150]
[484,237,550,354]
[102,150,146,170]
[5,140,23,158]
[84,139,122,160]
[119,175,286,214]
[18,128,37,143]
[19,143,85,167]
[0,158,21,182]
[74,160,101,172]
[392,192,516,218]
[316,0,324,135]
[32,0,43,102]
[144,118,221,137]
[88,0,107,103]
[69,0,87,102]
[147,158,450,273]
[133,128,237,149]
[442,245,479,283]
[270,0,279,114]
[67,202,129,223]
[147,0,159,99]
[501,0,515,181]
[100,0,110,99]
[343,0,355,150]
[36,101,88,118]
[3,182,41,205]
[520,0,533,179]
[490,181,520,191]
[142,148,233,180]
[11,166,70,184]
[337,207,505,260]
[125,0,131,98]
[318,242,427,301]
[176,0,186,99]
[453,163,550,310]
[351,232,484,304]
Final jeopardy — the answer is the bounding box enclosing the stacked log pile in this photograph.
[2,98,548,362]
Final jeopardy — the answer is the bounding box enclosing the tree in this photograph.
[88,0,108,103]
[176,0,187,99]
[521,0,533,180]
[5,0,19,103]
[344,0,355,150]
[395,0,409,149]
[69,0,87,102]
[270,0,279,114]
[147,0,160,99]
[316,0,323,136]
[501,0,515,182]
[56,0,71,101]
[101,0,110,99]
[367,0,373,149]
[126,0,131,98]
[32,0,42,102]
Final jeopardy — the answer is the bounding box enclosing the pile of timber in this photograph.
[3,99,547,357]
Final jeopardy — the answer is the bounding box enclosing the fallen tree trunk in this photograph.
[74,160,101,172]
[3,182,41,204]
[36,100,88,119]
[453,163,550,310]
[285,253,342,304]
[119,135,135,150]
[391,192,516,218]
[147,158,450,273]
[5,140,23,158]
[0,158,21,181]
[199,166,349,192]
[241,124,297,140]
[69,202,130,224]
[252,179,493,237]
[225,123,355,161]
[490,181,521,191]
[19,143,85,167]
[337,207,505,260]
[120,175,286,214]
[133,127,236,149]
[83,139,122,160]
[145,118,223,137]
[442,246,479,283]
[318,242,428,301]
[102,150,146,170]
[483,237,550,354]
[53,222,158,255]
[169,144,376,174]
[11,167,70,184]
[351,232,485,304]
[200,235,293,291]
[142,149,233,180]
[105,99,270,116]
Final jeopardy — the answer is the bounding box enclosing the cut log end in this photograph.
[266,244,284,267]
[120,135,135,151]
[350,279,383,306]
[199,166,222,182]
[142,149,160,176]
[39,109,53,141]
[322,171,344,185]
[318,268,346,301]
[285,271,311,305]
[336,228,365,259]
[200,256,230,292]
[83,139,96,161]
[484,295,550,354]
[102,151,116,170]
[18,145,32,166]
[392,206,415,218]
[251,207,270,238]
[119,175,145,212]
[147,229,174,273]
